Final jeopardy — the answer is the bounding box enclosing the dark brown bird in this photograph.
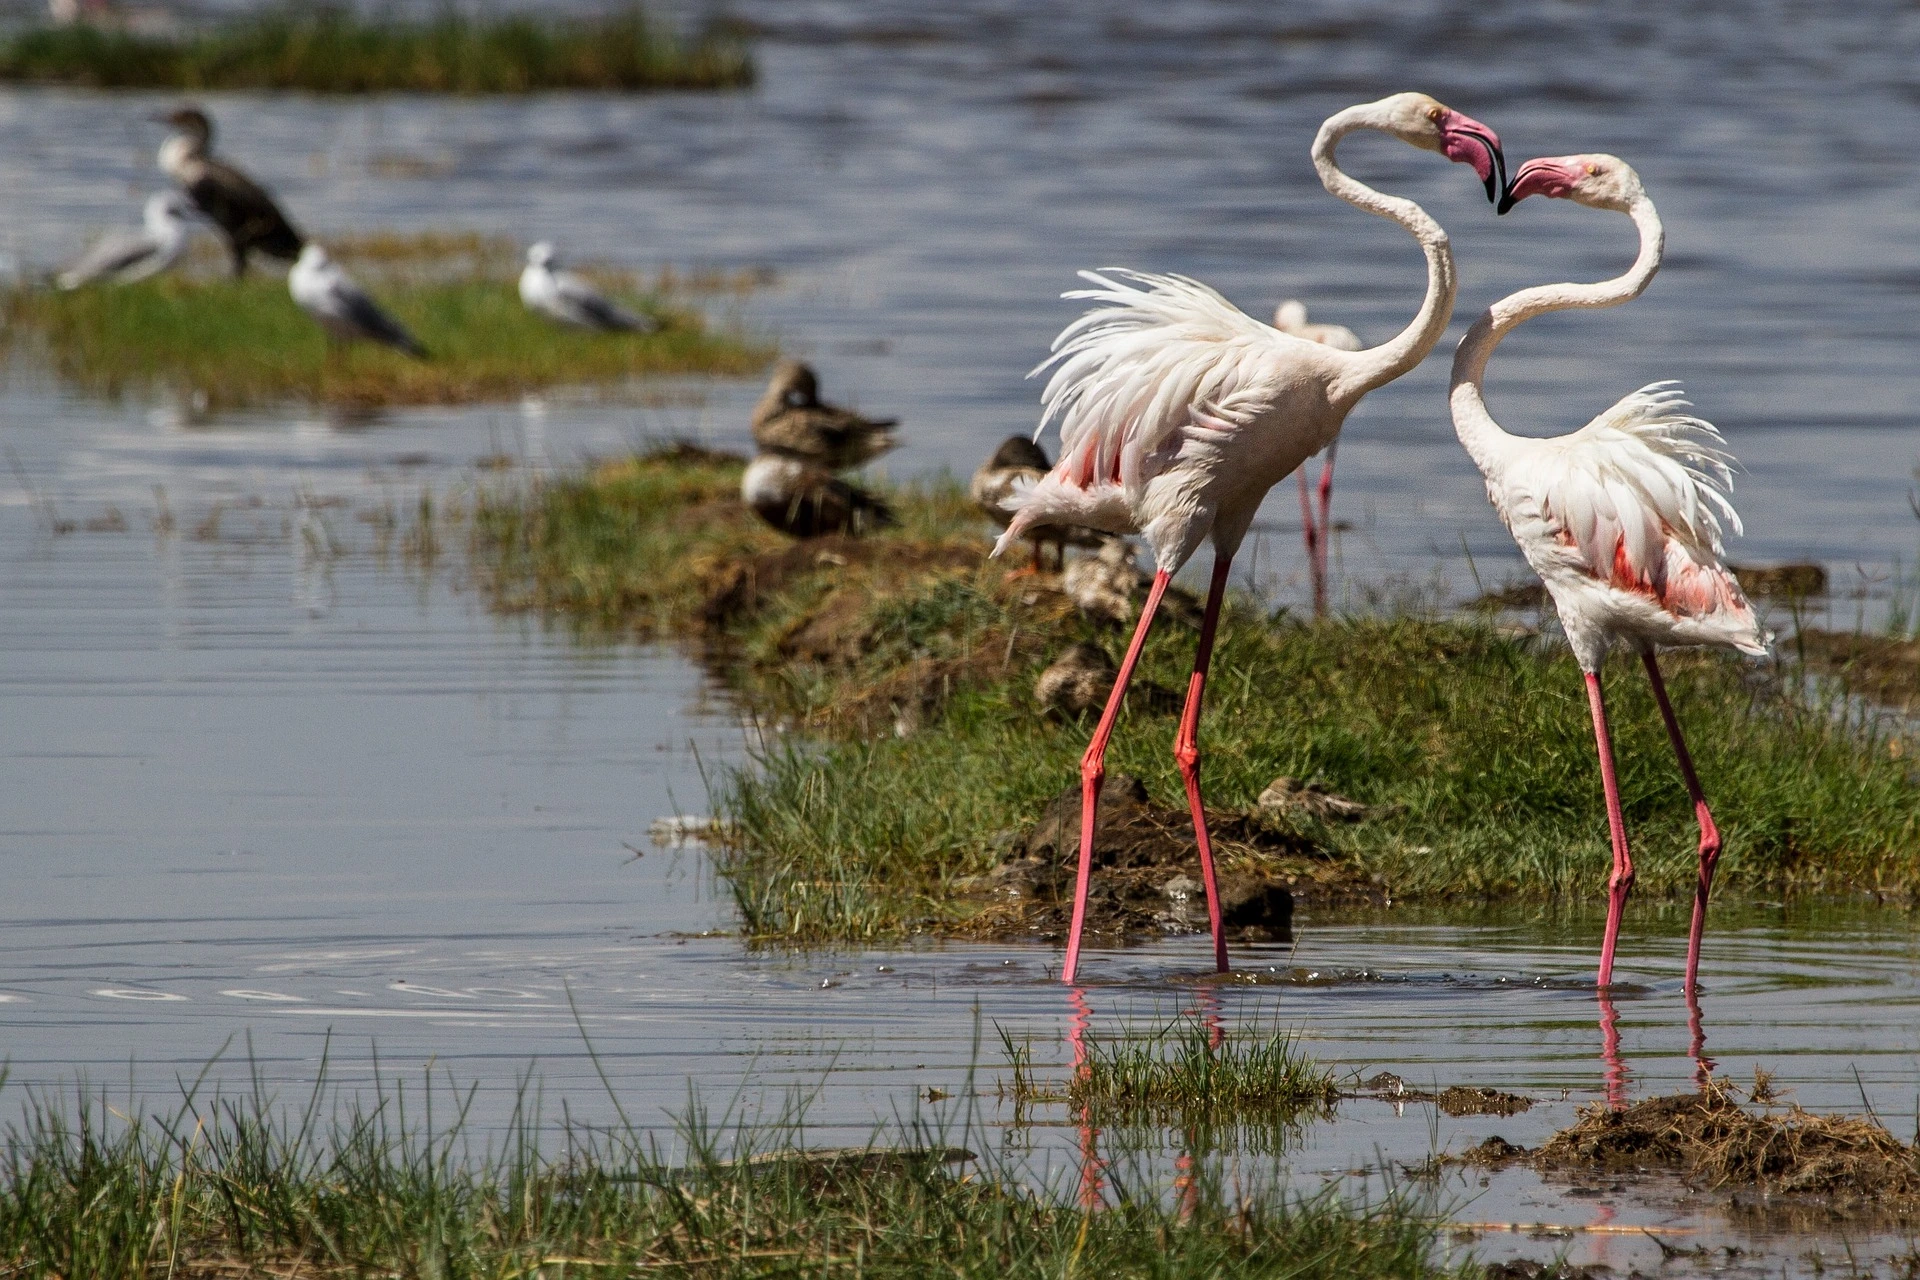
[970,435,1105,571]
[751,361,898,470]
[152,106,304,277]
[741,448,894,539]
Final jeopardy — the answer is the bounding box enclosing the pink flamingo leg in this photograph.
[1314,442,1337,607]
[1583,669,1635,987]
[1172,556,1234,973]
[1639,651,1721,994]
[1061,570,1171,983]
[1296,468,1323,616]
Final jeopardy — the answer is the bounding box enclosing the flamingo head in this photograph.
[1498,153,1645,215]
[1371,93,1506,204]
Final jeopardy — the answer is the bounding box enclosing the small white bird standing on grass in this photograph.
[1273,299,1362,615]
[57,192,195,290]
[996,92,1507,983]
[288,244,428,359]
[1454,153,1771,994]
[518,242,656,333]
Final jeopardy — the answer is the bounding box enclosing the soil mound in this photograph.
[1467,1081,1920,1203]
[957,775,1363,944]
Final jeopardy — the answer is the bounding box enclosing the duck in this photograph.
[751,360,898,470]
[519,242,656,332]
[741,447,894,539]
[970,435,1106,571]
[152,106,303,277]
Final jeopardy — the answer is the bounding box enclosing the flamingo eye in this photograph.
[1427,106,1444,122]
[1586,163,1601,175]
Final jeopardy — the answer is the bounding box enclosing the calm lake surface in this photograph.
[1,1,1918,1271]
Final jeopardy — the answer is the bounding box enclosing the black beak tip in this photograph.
[1483,172,1499,204]
[1496,192,1518,216]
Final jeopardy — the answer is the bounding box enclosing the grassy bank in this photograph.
[3,235,769,410]
[0,7,751,92]
[0,1078,1454,1279]
[471,449,1920,945]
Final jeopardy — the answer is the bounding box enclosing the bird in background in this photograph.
[741,447,895,538]
[153,106,303,278]
[1453,153,1770,993]
[1272,300,1363,616]
[971,435,1104,571]
[751,360,898,470]
[519,242,657,333]
[289,245,429,360]
[996,91,1507,982]
[56,191,195,290]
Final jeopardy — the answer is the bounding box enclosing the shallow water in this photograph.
[2,1,1919,1272]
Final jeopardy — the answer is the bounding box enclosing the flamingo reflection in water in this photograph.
[1065,986,1225,1216]
[1595,987,1715,1112]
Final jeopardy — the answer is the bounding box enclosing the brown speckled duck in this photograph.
[751,361,899,470]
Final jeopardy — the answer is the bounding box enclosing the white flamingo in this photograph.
[1272,300,1363,616]
[1454,154,1772,993]
[997,92,1506,983]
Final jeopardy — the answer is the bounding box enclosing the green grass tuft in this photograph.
[1061,1018,1338,1122]
[0,1067,1456,1279]
[0,6,752,93]
[4,237,770,410]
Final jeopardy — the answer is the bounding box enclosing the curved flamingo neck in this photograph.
[1311,105,1456,403]
[1450,196,1664,472]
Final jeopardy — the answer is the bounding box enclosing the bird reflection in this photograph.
[1597,991,1628,1110]
[1596,986,1716,1109]
[1687,986,1715,1089]
[1172,986,1225,1220]
[1066,985,1103,1210]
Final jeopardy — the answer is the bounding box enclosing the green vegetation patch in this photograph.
[469,450,1920,946]
[0,6,752,92]
[3,235,770,410]
[0,1078,1454,1279]
[1004,1017,1339,1125]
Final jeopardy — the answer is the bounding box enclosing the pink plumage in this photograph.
[1457,152,1774,996]
[996,92,1509,984]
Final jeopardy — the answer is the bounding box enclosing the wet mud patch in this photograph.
[1355,1072,1533,1117]
[953,774,1379,945]
[1461,1080,1920,1212]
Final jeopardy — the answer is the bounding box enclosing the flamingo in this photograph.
[1273,300,1362,616]
[997,92,1507,983]
[1453,153,1772,994]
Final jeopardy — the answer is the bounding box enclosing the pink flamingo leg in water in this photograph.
[1061,570,1172,984]
[1685,986,1714,1091]
[1172,557,1233,973]
[1639,651,1721,994]
[1583,669,1635,987]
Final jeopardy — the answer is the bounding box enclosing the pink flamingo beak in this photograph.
[1437,108,1507,204]
[1497,157,1586,214]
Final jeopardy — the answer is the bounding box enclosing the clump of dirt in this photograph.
[1794,628,1920,711]
[1465,1081,1920,1204]
[955,774,1377,944]
[1732,561,1828,598]
[1354,1073,1532,1117]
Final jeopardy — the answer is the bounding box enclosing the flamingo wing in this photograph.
[1501,382,1766,649]
[1033,269,1301,499]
